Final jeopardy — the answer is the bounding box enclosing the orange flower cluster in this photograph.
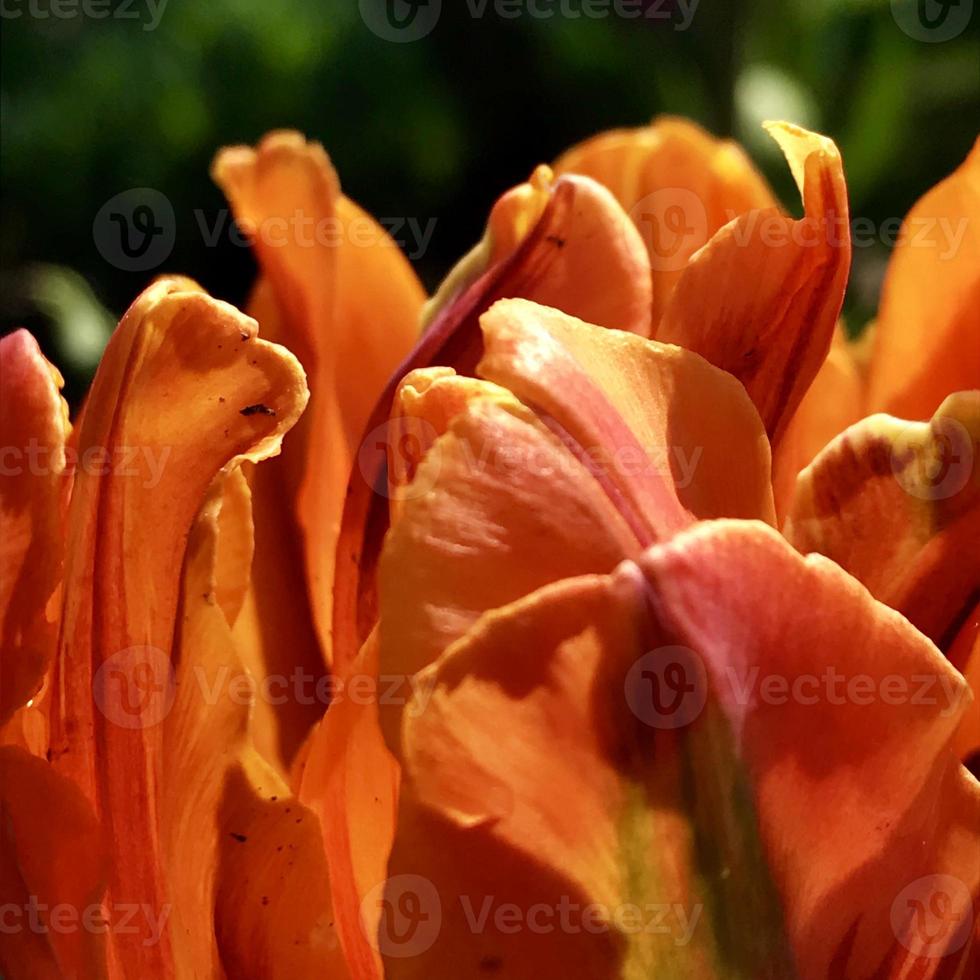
[1,119,978,979]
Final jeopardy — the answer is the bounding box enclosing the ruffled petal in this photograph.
[386,566,792,977]
[423,164,652,346]
[376,298,775,747]
[637,522,978,978]
[47,277,309,975]
[213,132,424,672]
[0,331,70,730]
[555,116,774,325]
[229,280,323,767]
[378,388,637,711]
[164,470,346,979]
[333,167,652,671]
[478,299,775,530]
[784,391,980,654]
[867,139,980,419]
[657,123,851,449]
[386,520,977,978]
[383,368,517,527]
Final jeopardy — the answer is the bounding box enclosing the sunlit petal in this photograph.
[658,122,851,450]
[867,139,980,419]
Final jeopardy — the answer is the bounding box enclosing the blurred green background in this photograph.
[2,0,977,403]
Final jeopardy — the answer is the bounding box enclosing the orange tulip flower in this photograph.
[558,118,980,776]
[1,117,977,980]
[375,298,977,978]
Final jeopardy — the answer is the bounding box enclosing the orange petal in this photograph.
[231,458,326,772]
[867,139,980,419]
[386,567,792,977]
[0,745,108,980]
[378,388,637,716]
[332,166,651,672]
[298,630,399,980]
[159,470,271,977]
[377,299,774,740]
[383,368,517,526]
[231,279,323,770]
[784,390,980,654]
[386,519,977,977]
[424,164,652,344]
[48,277,308,976]
[213,132,424,667]
[555,115,775,325]
[637,521,978,978]
[214,754,349,980]
[161,472,245,978]
[333,195,429,448]
[210,463,254,626]
[657,122,852,449]
[479,303,687,546]
[479,298,775,530]
[212,134,339,367]
[0,330,69,729]
[299,191,424,650]
[163,468,346,979]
